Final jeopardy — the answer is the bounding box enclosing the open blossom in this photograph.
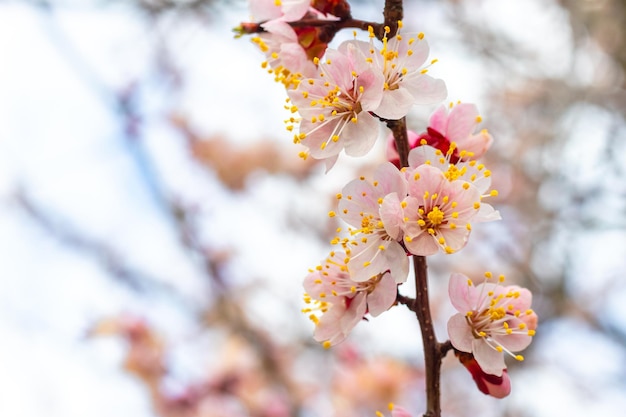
[417,103,493,161]
[356,24,447,120]
[408,145,501,224]
[400,163,483,255]
[447,272,538,376]
[332,162,409,283]
[302,251,397,347]
[287,41,385,168]
[456,351,511,398]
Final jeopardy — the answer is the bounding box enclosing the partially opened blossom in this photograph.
[456,351,511,398]
[408,145,501,224]
[447,272,538,376]
[356,24,447,120]
[400,164,482,255]
[287,41,385,168]
[302,251,397,347]
[333,162,409,283]
[417,103,493,161]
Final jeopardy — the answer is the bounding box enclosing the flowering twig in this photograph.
[389,112,448,416]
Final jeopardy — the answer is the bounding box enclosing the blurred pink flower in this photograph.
[303,251,397,347]
[334,162,409,283]
[447,272,537,376]
[376,403,413,417]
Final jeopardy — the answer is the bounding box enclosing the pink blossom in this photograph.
[333,162,409,283]
[408,145,501,224]
[456,351,511,398]
[355,25,447,120]
[417,103,493,161]
[302,252,397,347]
[287,41,385,169]
[400,164,482,255]
[447,272,537,376]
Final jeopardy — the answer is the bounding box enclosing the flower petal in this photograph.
[447,313,474,353]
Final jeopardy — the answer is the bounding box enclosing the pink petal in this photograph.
[448,273,474,312]
[447,313,474,353]
[472,339,505,377]
[342,112,381,157]
[356,68,385,111]
[384,241,410,283]
[439,226,470,252]
[403,74,447,105]
[374,88,416,120]
[405,233,439,256]
[380,193,404,240]
[428,105,449,135]
[339,179,379,225]
[391,406,413,417]
[400,35,430,68]
[492,331,532,352]
[367,272,397,316]
[374,162,408,197]
[446,103,479,143]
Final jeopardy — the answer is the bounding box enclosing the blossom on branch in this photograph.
[287,41,385,168]
[302,251,397,347]
[333,162,409,283]
[407,145,501,224]
[417,102,493,162]
[447,272,538,377]
[399,163,483,255]
[359,24,447,120]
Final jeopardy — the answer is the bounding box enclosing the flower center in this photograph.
[426,206,445,226]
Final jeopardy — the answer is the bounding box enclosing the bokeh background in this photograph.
[1,0,625,416]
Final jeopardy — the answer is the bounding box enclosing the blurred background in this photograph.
[1,0,625,416]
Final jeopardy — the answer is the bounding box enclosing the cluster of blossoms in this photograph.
[240,0,538,405]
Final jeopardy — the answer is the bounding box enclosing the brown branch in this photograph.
[382,0,404,38]
[412,255,443,417]
[385,117,410,167]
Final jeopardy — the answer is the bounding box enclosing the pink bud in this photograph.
[457,351,511,398]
